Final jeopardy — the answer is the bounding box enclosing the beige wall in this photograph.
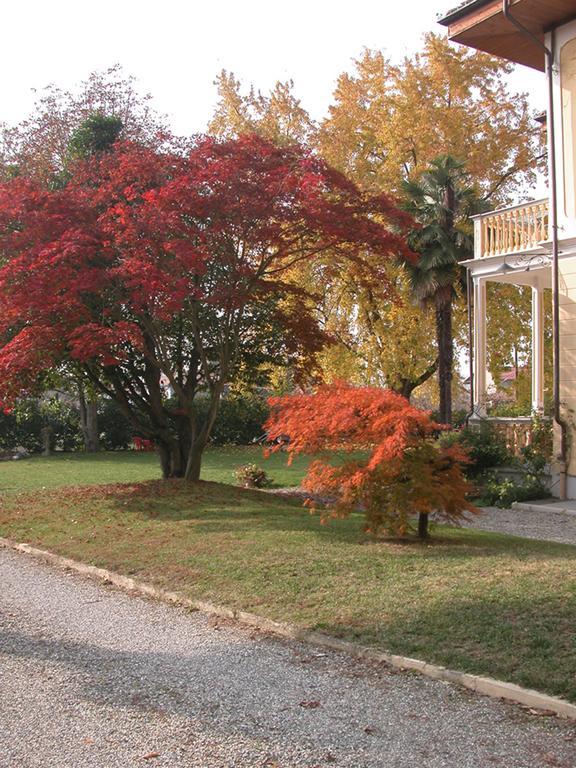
[558,256,576,476]
[550,21,576,243]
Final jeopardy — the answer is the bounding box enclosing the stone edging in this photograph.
[2,535,575,721]
[512,500,576,518]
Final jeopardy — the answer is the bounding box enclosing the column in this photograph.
[473,278,487,417]
[531,285,545,413]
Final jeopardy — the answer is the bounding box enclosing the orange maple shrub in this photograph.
[265,383,477,539]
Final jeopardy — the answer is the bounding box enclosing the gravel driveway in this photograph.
[1,548,575,768]
[461,505,576,546]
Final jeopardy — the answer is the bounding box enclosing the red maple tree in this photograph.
[265,382,477,539]
[0,135,413,479]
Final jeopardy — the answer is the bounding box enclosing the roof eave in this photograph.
[437,0,493,26]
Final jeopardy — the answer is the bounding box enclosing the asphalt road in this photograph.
[0,547,575,768]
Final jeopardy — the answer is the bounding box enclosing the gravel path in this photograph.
[461,505,576,545]
[1,549,575,767]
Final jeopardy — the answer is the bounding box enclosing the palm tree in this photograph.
[402,156,479,425]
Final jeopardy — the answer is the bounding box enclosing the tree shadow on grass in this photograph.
[101,480,576,559]
[10,478,576,559]
[321,591,576,703]
[95,479,365,544]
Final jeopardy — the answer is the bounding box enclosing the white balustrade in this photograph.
[474,199,549,259]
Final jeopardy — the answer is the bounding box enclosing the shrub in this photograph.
[234,463,273,488]
[439,422,511,476]
[480,475,549,508]
[0,395,136,453]
[478,417,552,508]
[98,398,133,450]
[0,397,81,453]
[196,392,269,446]
[266,383,477,540]
[523,416,553,466]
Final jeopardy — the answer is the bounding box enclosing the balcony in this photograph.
[474,199,549,259]
[482,416,542,457]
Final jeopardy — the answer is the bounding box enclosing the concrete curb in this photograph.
[512,500,576,518]
[2,535,576,721]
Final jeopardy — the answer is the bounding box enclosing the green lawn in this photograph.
[0,447,310,494]
[1,474,576,702]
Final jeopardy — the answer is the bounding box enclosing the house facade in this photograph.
[439,0,576,499]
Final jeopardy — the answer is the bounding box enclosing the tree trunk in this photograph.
[158,444,171,478]
[396,358,439,402]
[158,438,205,481]
[158,441,187,478]
[435,294,453,425]
[399,381,414,401]
[85,399,100,453]
[417,512,429,540]
[181,385,224,481]
[184,440,205,482]
[78,385,100,453]
[156,386,224,482]
[41,426,53,457]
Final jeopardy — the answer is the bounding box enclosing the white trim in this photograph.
[532,286,545,412]
[473,278,487,416]
[470,198,549,221]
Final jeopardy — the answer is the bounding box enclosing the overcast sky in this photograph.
[2,0,546,136]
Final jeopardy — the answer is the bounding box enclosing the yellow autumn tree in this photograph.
[316,34,542,403]
[207,70,441,398]
[209,70,316,145]
[320,33,541,203]
[209,72,334,393]
[317,264,437,394]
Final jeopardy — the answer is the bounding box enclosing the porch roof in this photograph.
[461,252,551,287]
[438,0,576,71]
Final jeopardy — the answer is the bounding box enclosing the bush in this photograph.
[196,392,269,446]
[0,398,81,453]
[0,392,269,455]
[234,463,273,488]
[479,474,549,508]
[0,396,135,453]
[439,422,511,477]
[476,419,551,508]
[523,416,553,466]
[98,398,133,450]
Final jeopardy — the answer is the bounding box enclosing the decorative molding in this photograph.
[507,253,552,269]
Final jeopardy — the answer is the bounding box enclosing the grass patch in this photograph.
[1,478,576,702]
[0,446,310,494]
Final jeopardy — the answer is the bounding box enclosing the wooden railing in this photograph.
[471,416,550,458]
[474,199,548,259]
[485,417,535,457]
